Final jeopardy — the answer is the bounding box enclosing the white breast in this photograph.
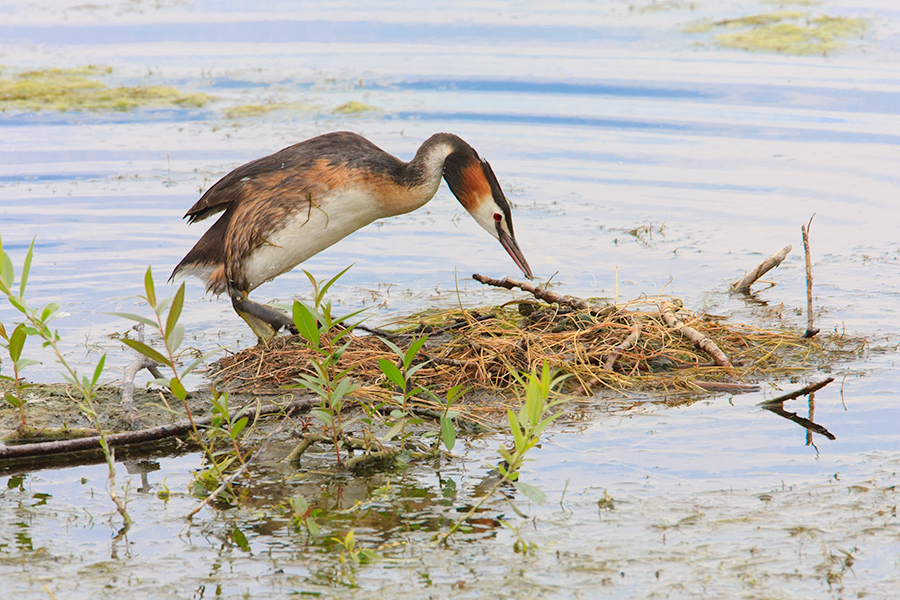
[243,188,387,291]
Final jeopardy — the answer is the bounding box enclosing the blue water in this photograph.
[1,1,899,598]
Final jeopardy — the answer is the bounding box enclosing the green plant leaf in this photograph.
[513,480,546,505]
[507,408,525,450]
[290,493,309,516]
[382,418,406,441]
[104,312,158,327]
[447,385,469,406]
[121,338,168,366]
[166,283,185,336]
[155,297,172,315]
[167,322,185,352]
[379,337,403,359]
[0,251,13,295]
[378,359,405,390]
[317,264,353,305]
[440,415,456,451]
[405,336,428,369]
[406,361,431,379]
[170,377,188,401]
[144,266,156,307]
[231,527,250,552]
[292,301,320,348]
[19,236,35,297]
[181,347,224,378]
[4,392,23,408]
[8,323,27,362]
[311,408,333,426]
[7,295,26,315]
[16,358,39,371]
[40,302,60,322]
[230,416,248,439]
[306,518,320,538]
[358,548,380,565]
[331,377,358,407]
[332,307,368,329]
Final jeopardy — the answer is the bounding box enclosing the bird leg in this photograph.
[231,291,297,343]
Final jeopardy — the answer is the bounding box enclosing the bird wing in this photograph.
[183,151,299,224]
[184,132,387,224]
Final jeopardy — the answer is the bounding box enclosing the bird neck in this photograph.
[403,133,469,190]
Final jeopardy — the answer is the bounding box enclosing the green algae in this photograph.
[224,101,315,119]
[332,100,377,114]
[0,66,213,112]
[684,11,867,55]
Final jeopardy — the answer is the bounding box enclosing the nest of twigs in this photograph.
[210,275,855,406]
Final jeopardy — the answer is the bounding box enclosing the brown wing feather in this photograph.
[173,131,428,294]
[184,132,398,224]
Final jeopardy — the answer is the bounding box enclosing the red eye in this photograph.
[493,213,502,222]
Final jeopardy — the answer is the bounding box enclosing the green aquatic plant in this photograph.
[332,529,380,565]
[684,10,867,55]
[289,492,321,538]
[111,268,235,495]
[111,268,218,410]
[332,100,377,114]
[109,268,246,505]
[0,234,38,426]
[0,65,212,112]
[436,362,566,544]
[224,101,314,119]
[377,335,430,445]
[208,390,250,465]
[0,231,129,529]
[289,267,366,464]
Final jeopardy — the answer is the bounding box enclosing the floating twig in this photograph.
[759,377,834,405]
[659,302,732,369]
[473,273,608,315]
[730,244,792,293]
[801,215,819,338]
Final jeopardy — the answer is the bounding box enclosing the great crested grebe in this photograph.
[171,131,533,341]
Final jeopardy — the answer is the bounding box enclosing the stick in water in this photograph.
[730,244,792,293]
[802,215,819,338]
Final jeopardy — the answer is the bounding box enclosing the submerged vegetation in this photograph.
[684,10,867,55]
[224,101,315,119]
[0,65,211,112]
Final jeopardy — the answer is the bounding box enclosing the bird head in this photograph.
[443,148,533,279]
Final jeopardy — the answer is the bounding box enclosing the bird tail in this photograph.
[170,211,232,295]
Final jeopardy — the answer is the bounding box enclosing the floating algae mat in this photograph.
[0,65,211,112]
[684,10,867,55]
[212,275,863,414]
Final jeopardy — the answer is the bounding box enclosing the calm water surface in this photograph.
[1,1,899,598]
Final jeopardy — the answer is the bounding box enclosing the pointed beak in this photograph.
[497,226,534,280]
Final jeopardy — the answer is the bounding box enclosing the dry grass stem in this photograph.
[211,284,859,414]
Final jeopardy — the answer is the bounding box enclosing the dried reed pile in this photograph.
[210,276,847,408]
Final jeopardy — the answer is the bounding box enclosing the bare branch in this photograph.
[730,244,792,293]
